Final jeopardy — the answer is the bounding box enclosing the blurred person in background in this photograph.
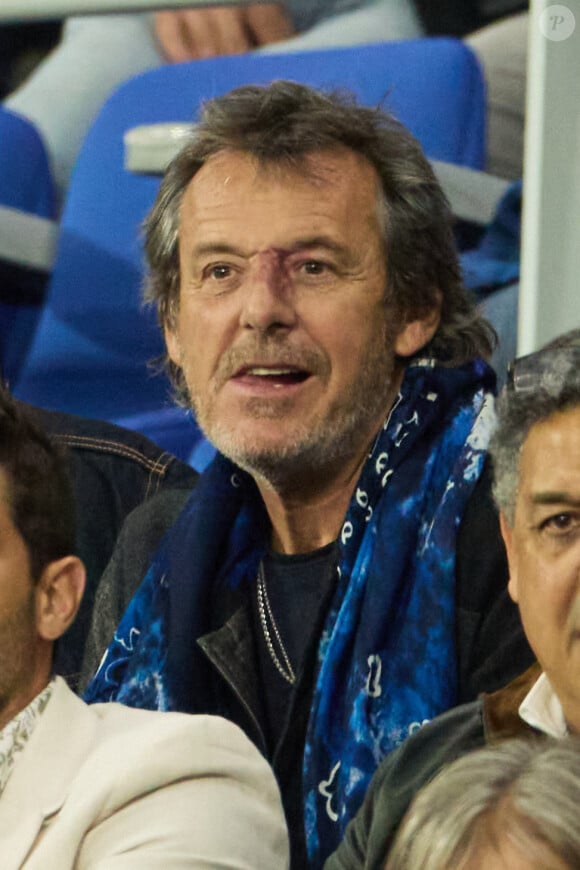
[4,1,527,204]
[4,0,424,203]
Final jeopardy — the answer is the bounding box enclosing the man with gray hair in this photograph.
[83,81,532,867]
[326,327,580,870]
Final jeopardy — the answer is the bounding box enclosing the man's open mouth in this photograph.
[234,365,310,385]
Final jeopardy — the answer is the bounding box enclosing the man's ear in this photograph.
[394,293,442,358]
[499,511,519,604]
[164,321,182,368]
[35,556,86,642]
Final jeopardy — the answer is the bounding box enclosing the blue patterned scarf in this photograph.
[85,358,495,867]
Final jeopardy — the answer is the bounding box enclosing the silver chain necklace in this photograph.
[256,562,296,686]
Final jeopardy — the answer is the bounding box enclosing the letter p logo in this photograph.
[540,5,576,41]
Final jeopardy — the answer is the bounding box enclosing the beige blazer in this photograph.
[0,678,289,869]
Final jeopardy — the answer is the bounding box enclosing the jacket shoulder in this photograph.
[16,682,289,869]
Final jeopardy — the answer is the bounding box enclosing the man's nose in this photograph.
[239,250,297,332]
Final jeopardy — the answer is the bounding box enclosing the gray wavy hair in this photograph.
[489,328,580,524]
[143,81,494,402]
[386,737,580,870]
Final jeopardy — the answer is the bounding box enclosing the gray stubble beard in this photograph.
[187,317,398,490]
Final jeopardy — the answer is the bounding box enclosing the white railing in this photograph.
[518,0,580,352]
[1,0,250,23]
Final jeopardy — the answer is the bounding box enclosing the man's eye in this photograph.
[301,260,328,276]
[196,263,240,295]
[541,512,579,535]
[209,264,232,280]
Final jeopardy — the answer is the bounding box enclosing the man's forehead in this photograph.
[177,147,385,258]
[522,406,580,455]
[517,406,580,502]
[181,146,381,203]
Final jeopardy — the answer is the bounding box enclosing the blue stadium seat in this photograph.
[13,39,486,464]
[0,106,56,385]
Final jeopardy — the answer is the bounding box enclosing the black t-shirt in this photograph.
[252,541,338,753]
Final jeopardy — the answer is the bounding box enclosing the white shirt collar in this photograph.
[0,679,54,798]
[519,672,568,738]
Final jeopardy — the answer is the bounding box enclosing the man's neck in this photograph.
[257,445,371,555]
[252,373,404,554]
[0,671,51,732]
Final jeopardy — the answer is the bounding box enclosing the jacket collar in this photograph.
[482,661,543,743]
[197,602,267,753]
[0,677,97,869]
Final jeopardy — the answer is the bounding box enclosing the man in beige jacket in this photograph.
[0,388,289,869]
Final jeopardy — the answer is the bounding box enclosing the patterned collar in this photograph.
[0,680,54,798]
[519,672,568,738]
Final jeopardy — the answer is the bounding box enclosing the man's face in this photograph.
[166,148,432,484]
[501,406,580,732]
[0,471,42,727]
